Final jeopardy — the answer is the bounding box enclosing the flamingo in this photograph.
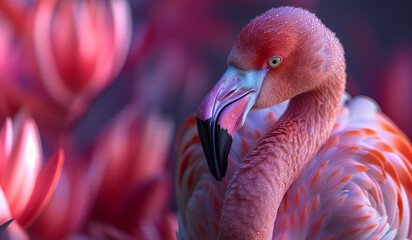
[175,6,412,240]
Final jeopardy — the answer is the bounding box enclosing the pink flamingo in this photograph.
[176,6,412,239]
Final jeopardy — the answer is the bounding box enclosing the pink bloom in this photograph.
[32,0,132,107]
[27,105,177,239]
[27,158,95,240]
[0,112,64,239]
[0,0,132,140]
[86,105,177,239]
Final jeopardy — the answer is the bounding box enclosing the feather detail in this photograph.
[176,96,412,239]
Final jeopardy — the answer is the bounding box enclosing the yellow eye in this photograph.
[267,56,282,68]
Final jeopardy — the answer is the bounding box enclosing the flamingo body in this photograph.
[175,6,412,239]
[176,96,412,239]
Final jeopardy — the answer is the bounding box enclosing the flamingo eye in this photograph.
[267,56,282,68]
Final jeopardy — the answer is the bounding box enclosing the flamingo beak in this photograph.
[196,66,268,180]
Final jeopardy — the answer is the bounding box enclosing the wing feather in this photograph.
[273,96,412,240]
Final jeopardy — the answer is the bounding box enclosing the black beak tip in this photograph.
[0,218,14,233]
[196,117,233,181]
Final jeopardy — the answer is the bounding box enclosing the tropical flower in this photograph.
[27,105,177,239]
[0,112,64,239]
[84,105,177,239]
[26,155,96,240]
[0,0,132,142]
[32,0,132,108]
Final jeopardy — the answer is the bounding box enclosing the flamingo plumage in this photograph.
[175,6,412,240]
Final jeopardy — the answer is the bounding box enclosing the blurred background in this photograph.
[0,0,411,239]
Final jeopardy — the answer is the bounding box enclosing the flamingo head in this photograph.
[196,6,344,180]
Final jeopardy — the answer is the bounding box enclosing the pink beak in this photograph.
[196,66,267,180]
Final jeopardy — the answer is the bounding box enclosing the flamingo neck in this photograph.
[219,76,345,239]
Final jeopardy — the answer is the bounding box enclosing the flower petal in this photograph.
[2,116,41,217]
[18,150,64,227]
[0,189,28,240]
[0,187,11,220]
[0,118,12,179]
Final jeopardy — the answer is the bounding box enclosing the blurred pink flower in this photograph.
[32,0,132,108]
[28,105,178,239]
[85,105,177,239]
[0,112,64,239]
[0,0,133,140]
[27,158,96,240]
